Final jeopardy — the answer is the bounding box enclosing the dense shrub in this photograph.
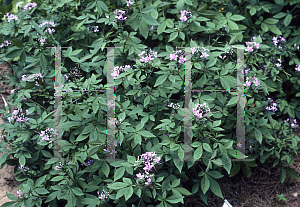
[0,0,300,206]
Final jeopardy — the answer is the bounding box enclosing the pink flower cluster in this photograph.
[40,128,58,144]
[97,190,109,201]
[114,9,127,21]
[111,65,132,78]
[245,42,260,52]
[8,108,30,123]
[17,190,22,198]
[219,47,233,59]
[22,2,37,11]
[192,102,210,120]
[138,49,158,63]
[284,118,298,128]
[180,10,192,22]
[244,76,260,87]
[265,97,278,113]
[134,152,162,186]
[3,13,18,22]
[126,0,133,7]
[0,40,11,48]
[39,21,56,34]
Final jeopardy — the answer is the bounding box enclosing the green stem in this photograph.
[28,99,49,113]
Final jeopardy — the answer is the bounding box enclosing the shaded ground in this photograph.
[1,61,300,206]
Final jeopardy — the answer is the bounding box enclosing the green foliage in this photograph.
[0,0,300,206]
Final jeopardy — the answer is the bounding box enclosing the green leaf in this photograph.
[151,9,158,19]
[273,12,287,19]
[222,155,232,174]
[268,25,282,35]
[139,18,149,39]
[102,161,110,177]
[280,168,286,183]
[50,176,64,181]
[6,192,17,201]
[142,14,159,25]
[72,187,84,196]
[75,134,89,142]
[0,153,8,165]
[178,146,184,160]
[19,155,26,166]
[207,170,224,179]
[228,19,239,30]
[284,14,292,27]
[179,32,185,41]
[226,97,237,106]
[98,1,108,12]
[171,179,181,188]
[229,15,245,21]
[201,174,210,194]
[286,167,299,179]
[35,188,49,195]
[138,130,156,137]
[157,20,166,35]
[229,162,241,177]
[184,0,193,5]
[153,75,168,87]
[168,32,178,42]
[173,156,184,173]
[193,146,203,160]
[20,50,26,66]
[264,18,279,25]
[261,23,269,32]
[203,143,212,153]
[107,182,130,190]
[206,58,217,68]
[174,187,192,196]
[176,0,185,11]
[35,175,46,187]
[166,194,184,204]
[141,6,155,14]
[114,167,125,181]
[45,191,58,203]
[40,54,47,71]
[254,127,262,144]
[208,176,224,199]
[124,187,133,201]
[213,120,221,128]
[250,7,256,16]
[166,19,174,28]
[5,48,22,58]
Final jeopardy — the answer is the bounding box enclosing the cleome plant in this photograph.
[0,0,300,207]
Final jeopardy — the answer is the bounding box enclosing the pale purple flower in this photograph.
[272,37,278,45]
[266,98,278,113]
[245,47,253,52]
[4,13,18,22]
[11,90,15,94]
[114,9,127,21]
[244,77,252,87]
[17,190,22,198]
[180,10,192,22]
[97,190,109,200]
[16,2,23,8]
[295,65,300,72]
[252,77,260,86]
[23,2,37,11]
[126,0,133,7]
